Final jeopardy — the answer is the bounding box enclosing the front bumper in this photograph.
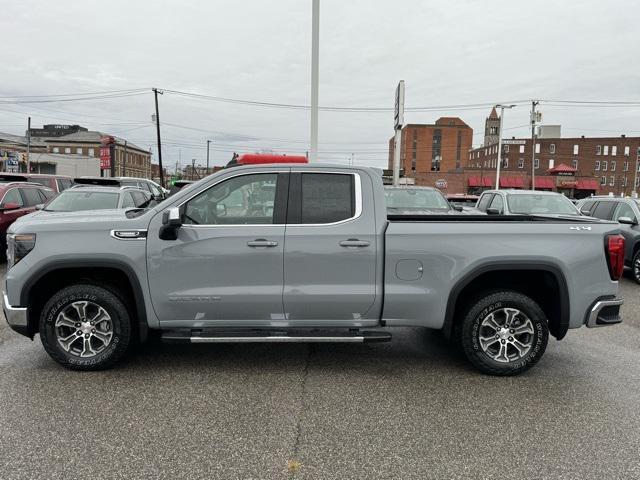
[585,297,623,328]
[3,291,28,336]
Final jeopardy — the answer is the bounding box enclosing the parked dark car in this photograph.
[0,180,55,258]
[385,186,462,215]
[74,176,166,201]
[0,173,74,193]
[577,196,640,283]
[44,186,154,212]
[168,180,195,196]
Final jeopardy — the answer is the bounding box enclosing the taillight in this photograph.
[605,234,625,280]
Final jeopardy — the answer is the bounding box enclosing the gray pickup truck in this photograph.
[3,165,625,375]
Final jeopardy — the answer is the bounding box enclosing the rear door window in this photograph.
[121,192,135,208]
[20,188,44,206]
[57,178,73,191]
[132,191,152,208]
[579,200,597,215]
[297,173,355,224]
[613,202,636,222]
[592,201,616,220]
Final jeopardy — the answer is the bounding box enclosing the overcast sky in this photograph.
[1,0,639,169]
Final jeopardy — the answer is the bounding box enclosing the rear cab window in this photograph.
[288,172,356,224]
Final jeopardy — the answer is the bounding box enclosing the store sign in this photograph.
[502,139,526,145]
[100,146,111,169]
[435,179,448,189]
[559,180,578,187]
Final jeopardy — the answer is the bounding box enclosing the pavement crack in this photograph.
[288,344,312,478]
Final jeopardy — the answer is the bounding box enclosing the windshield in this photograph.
[507,193,580,215]
[45,191,120,212]
[385,188,451,211]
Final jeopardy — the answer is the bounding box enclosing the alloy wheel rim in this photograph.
[634,257,640,281]
[478,307,534,363]
[55,301,113,358]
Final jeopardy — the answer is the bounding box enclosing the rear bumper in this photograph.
[585,297,623,328]
[3,291,29,336]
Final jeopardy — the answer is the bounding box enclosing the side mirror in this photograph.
[486,207,501,215]
[580,208,591,216]
[0,202,20,211]
[35,204,44,210]
[159,207,182,240]
[618,216,637,226]
[452,204,463,212]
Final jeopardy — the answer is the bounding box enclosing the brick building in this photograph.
[387,117,473,180]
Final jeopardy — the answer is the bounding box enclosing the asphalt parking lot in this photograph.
[0,267,638,480]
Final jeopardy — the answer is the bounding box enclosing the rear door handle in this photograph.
[247,239,278,248]
[339,239,370,247]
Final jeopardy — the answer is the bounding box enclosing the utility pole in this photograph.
[191,159,196,180]
[122,140,127,177]
[633,147,640,198]
[26,117,31,173]
[494,104,515,190]
[152,88,165,187]
[310,0,320,162]
[206,139,211,175]
[392,80,405,186]
[530,100,540,190]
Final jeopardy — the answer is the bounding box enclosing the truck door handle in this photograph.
[339,239,370,247]
[247,239,278,247]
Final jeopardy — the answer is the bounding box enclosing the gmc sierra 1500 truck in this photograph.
[3,165,625,375]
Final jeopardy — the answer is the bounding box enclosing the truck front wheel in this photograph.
[39,284,133,370]
[460,291,549,376]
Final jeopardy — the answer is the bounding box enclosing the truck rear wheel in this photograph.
[39,284,133,370]
[460,291,548,376]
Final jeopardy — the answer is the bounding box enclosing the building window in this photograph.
[623,176,627,187]
[431,129,441,172]
[612,146,617,156]
[518,158,524,169]
[64,147,71,154]
[502,157,508,168]
[595,160,600,171]
[596,145,602,155]
[88,148,95,157]
[611,161,616,172]
[637,177,640,187]
[604,145,609,155]
[610,176,615,186]
[600,176,606,186]
[624,161,629,171]
[550,143,556,154]
[549,159,555,169]
[76,147,83,155]
[535,143,540,154]
[52,147,59,153]
[573,144,579,155]
[504,145,509,153]
[624,146,630,156]
[602,161,608,171]
[519,145,525,153]
[534,158,540,169]
[572,159,578,169]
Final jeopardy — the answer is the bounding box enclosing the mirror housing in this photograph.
[486,207,501,215]
[0,202,20,211]
[618,216,637,226]
[35,204,44,210]
[159,207,182,240]
[580,208,591,216]
[452,204,463,212]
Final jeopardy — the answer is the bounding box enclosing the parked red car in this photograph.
[0,173,74,193]
[0,180,55,259]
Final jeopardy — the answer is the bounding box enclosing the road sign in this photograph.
[394,80,405,130]
[435,179,448,189]
[502,139,526,145]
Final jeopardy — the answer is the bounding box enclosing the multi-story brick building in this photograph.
[387,117,473,187]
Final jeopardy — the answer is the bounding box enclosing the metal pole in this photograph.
[310,0,320,162]
[206,139,211,175]
[530,101,536,190]
[122,140,127,177]
[494,105,515,190]
[26,117,31,173]
[153,88,165,187]
[633,148,639,198]
[392,129,402,186]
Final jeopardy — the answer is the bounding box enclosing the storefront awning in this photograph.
[576,179,600,190]
[534,177,555,189]
[468,176,493,187]
[499,177,525,188]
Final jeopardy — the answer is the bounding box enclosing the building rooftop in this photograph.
[44,131,147,152]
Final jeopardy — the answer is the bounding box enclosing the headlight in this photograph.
[7,233,36,269]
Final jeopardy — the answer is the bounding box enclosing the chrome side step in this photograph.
[161,329,391,344]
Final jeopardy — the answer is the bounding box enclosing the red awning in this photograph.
[534,177,555,189]
[468,176,493,187]
[499,177,525,188]
[576,179,600,190]
[548,163,577,174]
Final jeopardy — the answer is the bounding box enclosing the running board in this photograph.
[161,329,391,344]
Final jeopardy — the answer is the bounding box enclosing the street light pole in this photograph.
[530,100,539,190]
[206,139,211,175]
[310,0,320,162]
[633,147,640,198]
[494,104,515,190]
[152,88,165,188]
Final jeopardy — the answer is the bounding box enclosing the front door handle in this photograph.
[339,239,370,247]
[247,239,278,248]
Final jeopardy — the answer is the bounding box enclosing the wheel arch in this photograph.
[22,260,148,341]
[442,261,570,340]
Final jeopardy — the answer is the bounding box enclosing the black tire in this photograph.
[40,284,133,370]
[460,290,549,376]
[632,250,640,285]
